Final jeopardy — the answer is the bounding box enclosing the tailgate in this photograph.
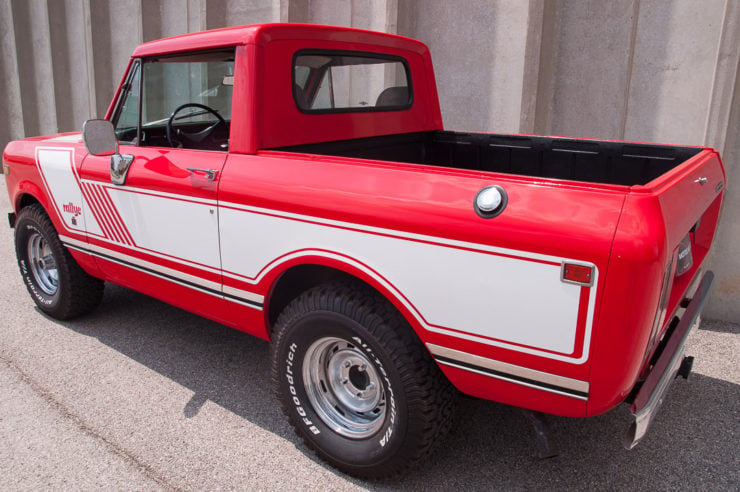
[634,148,725,371]
[586,147,725,416]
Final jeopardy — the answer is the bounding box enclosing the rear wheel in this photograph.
[15,204,104,319]
[271,282,456,479]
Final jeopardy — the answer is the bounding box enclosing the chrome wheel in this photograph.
[303,336,386,438]
[27,231,58,295]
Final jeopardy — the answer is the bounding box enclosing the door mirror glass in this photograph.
[82,119,119,156]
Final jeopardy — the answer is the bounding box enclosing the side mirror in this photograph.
[81,119,134,186]
[82,119,118,156]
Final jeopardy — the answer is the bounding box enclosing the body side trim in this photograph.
[427,343,590,400]
[60,235,264,308]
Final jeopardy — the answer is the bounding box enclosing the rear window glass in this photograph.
[293,51,412,113]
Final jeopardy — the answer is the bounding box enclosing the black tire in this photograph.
[15,204,104,319]
[271,282,457,479]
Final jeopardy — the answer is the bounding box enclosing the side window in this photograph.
[112,49,235,151]
[293,52,411,113]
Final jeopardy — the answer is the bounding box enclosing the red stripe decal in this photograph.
[99,187,136,245]
[90,184,127,244]
[80,181,114,240]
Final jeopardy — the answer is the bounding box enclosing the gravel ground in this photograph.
[1,175,738,490]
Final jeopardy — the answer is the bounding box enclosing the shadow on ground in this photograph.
[58,284,739,489]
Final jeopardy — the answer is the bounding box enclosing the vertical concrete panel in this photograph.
[400,0,530,132]
[518,0,544,134]
[302,0,393,32]
[544,0,636,139]
[0,0,24,149]
[187,0,207,32]
[90,0,142,117]
[287,0,309,23]
[351,0,392,32]
[624,0,725,145]
[704,1,740,152]
[206,0,281,28]
[143,0,191,42]
[48,0,94,133]
[307,0,352,26]
[11,0,58,137]
[706,57,740,321]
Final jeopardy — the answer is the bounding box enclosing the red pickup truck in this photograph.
[2,24,726,478]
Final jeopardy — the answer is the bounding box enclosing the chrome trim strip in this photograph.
[427,343,589,400]
[222,285,264,305]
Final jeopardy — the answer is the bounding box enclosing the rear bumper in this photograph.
[623,270,714,449]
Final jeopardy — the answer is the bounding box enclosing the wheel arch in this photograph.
[16,192,43,212]
[264,255,427,344]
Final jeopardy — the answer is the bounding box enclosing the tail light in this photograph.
[676,234,693,277]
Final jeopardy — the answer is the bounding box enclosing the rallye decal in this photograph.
[35,148,101,236]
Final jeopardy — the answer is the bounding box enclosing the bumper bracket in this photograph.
[623,271,713,449]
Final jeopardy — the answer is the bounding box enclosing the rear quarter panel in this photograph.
[220,151,627,416]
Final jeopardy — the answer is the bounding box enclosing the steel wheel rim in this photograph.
[27,232,58,295]
[303,336,386,438]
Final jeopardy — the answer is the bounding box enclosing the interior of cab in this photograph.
[292,51,411,112]
[112,49,235,151]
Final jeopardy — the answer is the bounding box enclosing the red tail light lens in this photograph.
[561,263,594,286]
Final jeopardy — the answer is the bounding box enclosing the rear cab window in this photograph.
[292,51,412,113]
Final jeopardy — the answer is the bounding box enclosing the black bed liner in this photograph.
[275,131,702,186]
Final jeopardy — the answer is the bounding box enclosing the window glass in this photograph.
[141,51,234,124]
[114,63,141,143]
[293,52,411,112]
[112,50,234,150]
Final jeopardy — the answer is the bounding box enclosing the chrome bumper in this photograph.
[623,270,714,449]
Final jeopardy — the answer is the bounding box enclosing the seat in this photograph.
[375,86,409,107]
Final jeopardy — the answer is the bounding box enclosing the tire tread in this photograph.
[271,282,457,479]
[16,204,104,319]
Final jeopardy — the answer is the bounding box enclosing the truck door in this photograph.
[78,50,235,320]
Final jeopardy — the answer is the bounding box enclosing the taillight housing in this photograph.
[675,234,693,277]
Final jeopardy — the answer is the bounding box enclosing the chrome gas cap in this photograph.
[474,185,508,218]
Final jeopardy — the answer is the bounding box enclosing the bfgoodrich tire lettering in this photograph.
[271,283,457,479]
[14,204,104,319]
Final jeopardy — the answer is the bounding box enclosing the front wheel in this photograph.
[271,283,456,479]
[15,204,104,319]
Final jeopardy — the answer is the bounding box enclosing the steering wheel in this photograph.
[166,103,227,149]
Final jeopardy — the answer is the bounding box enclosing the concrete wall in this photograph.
[1,0,738,321]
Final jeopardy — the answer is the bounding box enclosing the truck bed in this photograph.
[275,130,702,186]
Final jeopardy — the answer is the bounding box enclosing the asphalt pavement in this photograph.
[1,175,738,490]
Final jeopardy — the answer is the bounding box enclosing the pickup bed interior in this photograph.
[275,131,702,186]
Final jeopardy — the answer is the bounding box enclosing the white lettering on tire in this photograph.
[285,342,320,435]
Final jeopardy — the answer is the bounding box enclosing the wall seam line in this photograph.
[619,0,641,140]
[702,0,731,148]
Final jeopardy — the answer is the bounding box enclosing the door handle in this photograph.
[186,167,217,181]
